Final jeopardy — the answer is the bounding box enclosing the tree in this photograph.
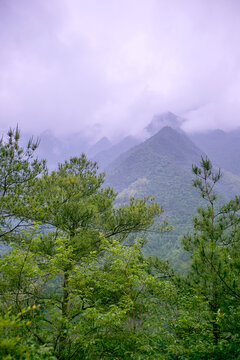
[6,127,240,359]
[0,152,169,359]
[0,307,57,360]
[0,126,45,241]
[182,156,240,358]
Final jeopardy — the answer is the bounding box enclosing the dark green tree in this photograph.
[181,156,240,358]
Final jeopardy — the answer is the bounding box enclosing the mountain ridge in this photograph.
[105,126,240,270]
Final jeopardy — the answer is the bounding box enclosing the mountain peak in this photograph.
[145,112,185,136]
[88,137,112,157]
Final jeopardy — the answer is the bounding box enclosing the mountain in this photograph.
[30,132,111,170]
[105,127,204,269]
[88,137,112,157]
[190,129,240,177]
[33,130,90,170]
[145,112,185,136]
[105,126,240,270]
[19,112,184,171]
[21,128,138,171]
[106,127,203,190]
[3,120,240,268]
[93,136,140,170]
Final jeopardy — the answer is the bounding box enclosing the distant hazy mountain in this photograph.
[33,130,91,170]
[87,137,112,157]
[105,126,240,270]
[23,129,136,171]
[19,112,184,171]
[190,129,240,177]
[93,136,140,170]
[145,112,185,136]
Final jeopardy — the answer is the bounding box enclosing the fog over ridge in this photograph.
[1,0,240,139]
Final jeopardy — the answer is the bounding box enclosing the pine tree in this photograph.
[0,126,45,240]
[182,156,240,358]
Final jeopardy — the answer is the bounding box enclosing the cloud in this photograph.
[1,0,240,138]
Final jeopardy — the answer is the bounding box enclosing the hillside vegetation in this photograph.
[1,127,240,359]
[105,126,240,269]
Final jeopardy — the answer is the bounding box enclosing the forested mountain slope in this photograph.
[105,126,240,269]
[93,136,140,170]
[93,112,184,170]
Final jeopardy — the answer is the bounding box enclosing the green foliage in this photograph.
[0,126,46,241]
[181,156,240,358]
[1,126,240,359]
[0,229,174,359]
[0,307,56,359]
[0,138,169,359]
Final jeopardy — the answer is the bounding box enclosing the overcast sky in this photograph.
[1,0,240,139]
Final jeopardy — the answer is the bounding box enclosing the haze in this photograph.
[1,0,240,139]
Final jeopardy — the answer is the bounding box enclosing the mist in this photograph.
[1,0,240,139]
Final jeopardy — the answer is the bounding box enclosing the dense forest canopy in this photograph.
[0,128,240,359]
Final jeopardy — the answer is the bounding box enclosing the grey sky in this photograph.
[1,0,240,139]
